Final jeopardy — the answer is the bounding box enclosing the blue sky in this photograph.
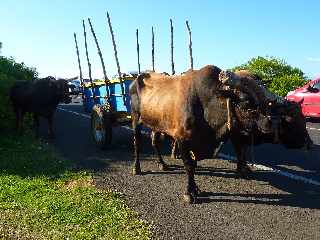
[1,0,319,79]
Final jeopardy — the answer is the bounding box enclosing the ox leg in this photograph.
[232,141,252,178]
[33,114,40,138]
[179,141,198,204]
[132,123,142,175]
[171,140,181,159]
[47,113,55,139]
[151,131,168,171]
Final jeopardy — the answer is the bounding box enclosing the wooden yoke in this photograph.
[88,18,111,100]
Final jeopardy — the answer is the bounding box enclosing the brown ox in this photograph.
[129,65,279,203]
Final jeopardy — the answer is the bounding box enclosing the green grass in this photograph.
[0,132,152,239]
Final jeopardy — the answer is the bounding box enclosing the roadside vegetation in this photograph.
[233,56,308,96]
[0,43,151,239]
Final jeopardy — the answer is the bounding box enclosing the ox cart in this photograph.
[73,14,191,150]
[82,75,135,148]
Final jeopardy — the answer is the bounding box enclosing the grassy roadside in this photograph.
[0,131,152,239]
[0,54,152,239]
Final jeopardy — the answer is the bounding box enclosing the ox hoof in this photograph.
[237,165,253,178]
[132,167,142,176]
[158,163,169,171]
[183,193,196,204]
[171,151,181,159]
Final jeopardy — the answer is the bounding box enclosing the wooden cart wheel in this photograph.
[91,104,112,149]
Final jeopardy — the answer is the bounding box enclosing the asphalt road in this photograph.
[41,96,320,240]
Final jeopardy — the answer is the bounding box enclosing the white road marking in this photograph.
[57,107,90,119]
[58,107,320,187]
[218,153,320,186]
[307,127,320,132]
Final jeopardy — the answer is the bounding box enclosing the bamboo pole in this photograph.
[152,26,155,72]
[186,20,194,70]
[88,18,110,99]
[73,33,83,88]
[136,29,141,74]
[107,12,126,104]
[82,19,95,100]
[170,19,175,75]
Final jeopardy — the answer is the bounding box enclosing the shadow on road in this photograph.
[141,163,320,209]
[203,168,320,209]
[198,190,320,210]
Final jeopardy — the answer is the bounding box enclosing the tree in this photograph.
[232,56,307,96]
[0,42,2,54]
[0,42,38,129]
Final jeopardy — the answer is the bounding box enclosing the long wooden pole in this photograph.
[170,19,177,158]
[82,20,95,100]
[73,33,83,87]
[186,20,194,70]
[88,18,110,99]
[106,12,126,103]
[136,29,141,74]
[170,18,176,75]
[170,19,175,75]
[152,26,155,72]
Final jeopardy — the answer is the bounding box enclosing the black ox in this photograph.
[10,76,71,138]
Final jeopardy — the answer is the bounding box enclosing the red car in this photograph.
[286,77,320,118]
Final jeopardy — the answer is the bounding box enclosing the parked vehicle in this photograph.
[68,79,81,94]
[286,77,320,118]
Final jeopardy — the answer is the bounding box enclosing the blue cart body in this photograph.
[83,79,133,113]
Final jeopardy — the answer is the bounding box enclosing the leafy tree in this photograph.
[232,56,307,96]
[0,43,38,130]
